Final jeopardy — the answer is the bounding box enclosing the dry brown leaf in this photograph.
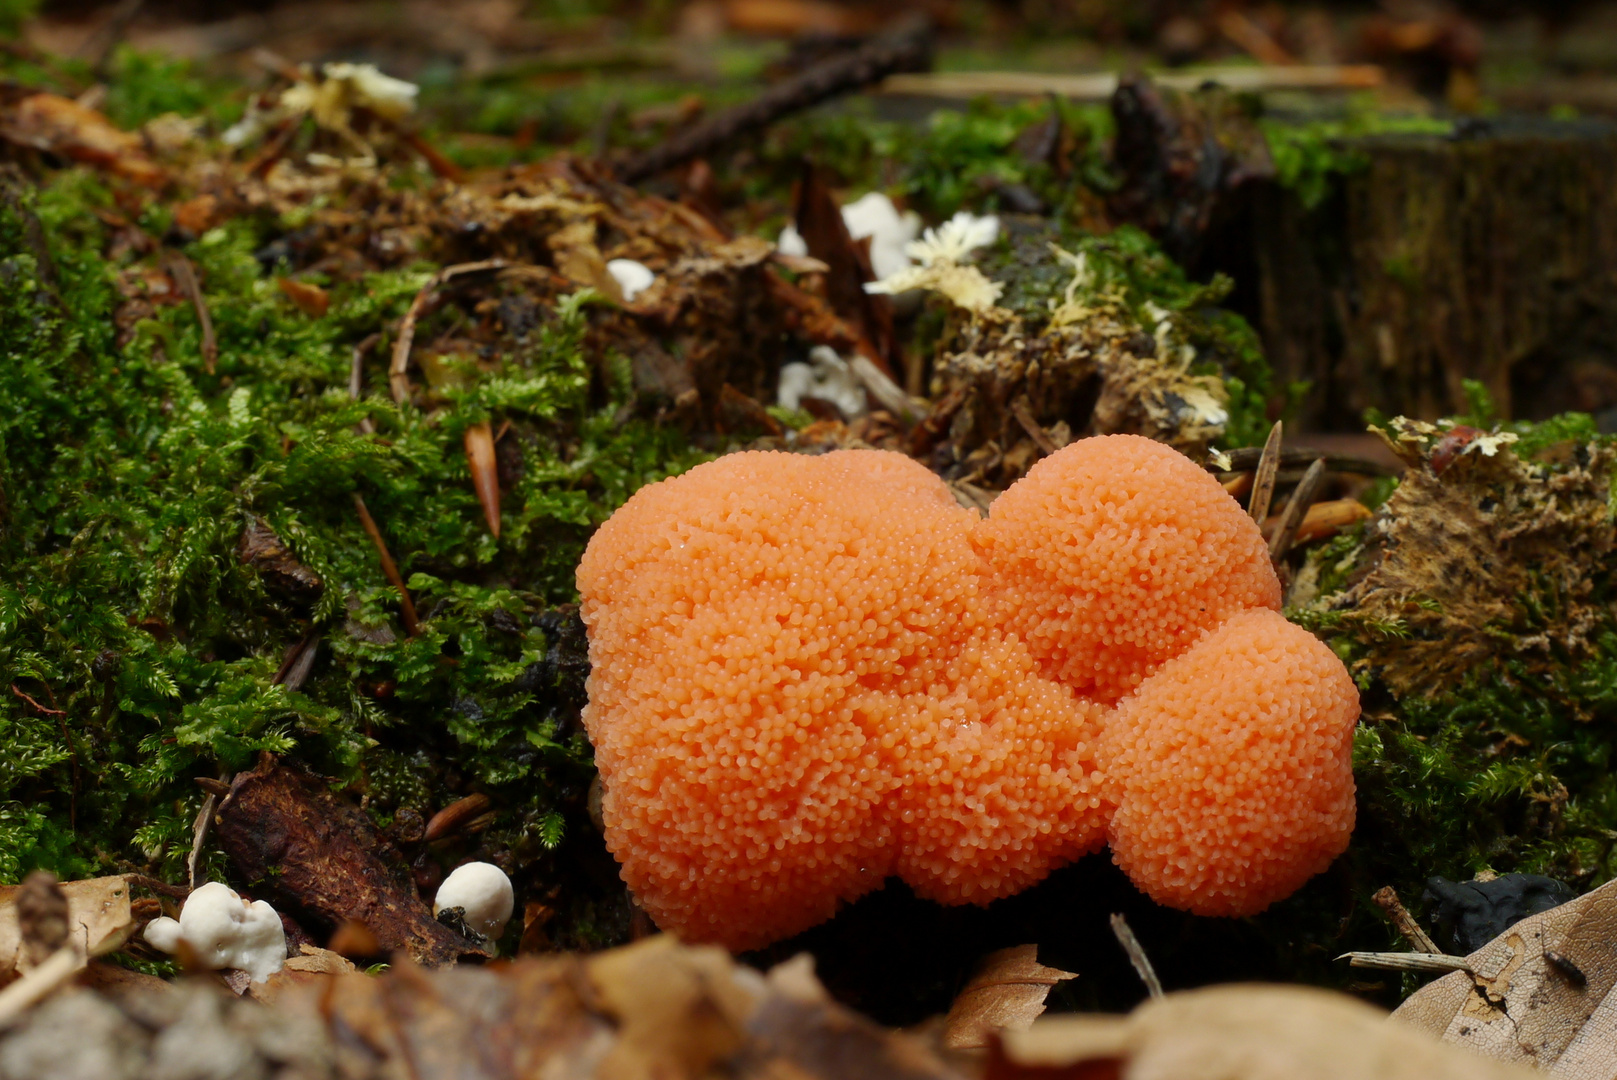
[586,935,757,1080]
[1393,875,1617,1074]
[0,93,166,187]
[944,944,1077,1050]
[249,944,358,1005]
[0,874,134,978]
[993,984,1541,1080]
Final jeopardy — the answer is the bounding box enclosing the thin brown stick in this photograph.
[187,793,215,892]
[389,259,507,404]
[619,16,933,183]
[353,494,420,636]
[1372,886,1443,955]
[1248,420,1284,526]
[1268,457,1328,561]
[164,251,217,374]
[10,684,64,716]
[1337,951,1469,974]
[350,332,380,435]
[1011,399,1062,457]
[1215,445,1395,477]
[1109,913,1164,999]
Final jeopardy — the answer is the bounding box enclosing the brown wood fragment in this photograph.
[422,793,492,843]
[237,516,323,605]
[213,758,481,967]
[1268,457,1328,561]
[1248,420,1284,526]
[276,276,329,317]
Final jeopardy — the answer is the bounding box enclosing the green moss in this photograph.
[0,170,703,887]
[1262,108,1452,209]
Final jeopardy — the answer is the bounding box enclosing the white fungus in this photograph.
[776,192,923,282]
[433,862,514,945]
[142,882,287,983]
[777,346,868,419]
[606,259,656,303]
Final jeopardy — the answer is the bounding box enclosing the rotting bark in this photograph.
[215,757,482,967]
[1249,119,1617,427]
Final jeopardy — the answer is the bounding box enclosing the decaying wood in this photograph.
[1251,119,1617,426]
[213,757,481,967]
[619,18,933,183]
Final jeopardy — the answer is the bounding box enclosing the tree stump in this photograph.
[1250,119,1617,427]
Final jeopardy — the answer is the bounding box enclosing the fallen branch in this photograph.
[879,64,1384,101]
[619,17,933,183]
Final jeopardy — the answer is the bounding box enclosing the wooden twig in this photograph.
[187,792,215,892]
[619,17,933,183]
[1248,420,1284,526]
[879,65,1384,101]
[10,684,64,716]
[1109,913,1164,999]
[270,630,321,692]
[1337,951,1471,974]
[1215,445,1396,477]
[389,260,507,404]
[352,494,420,637]
[350,332,380,435]
[164,251,217,375]
[1012,399,1063,457]
[1268,457,1328,561]
[1372,886,1443,956]
[78,0,148,79]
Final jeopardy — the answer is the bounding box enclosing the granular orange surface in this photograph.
[977,434,1281,703]
[1102,609,1360,916]
[578,438,1359,949]
[578,450,1108,950]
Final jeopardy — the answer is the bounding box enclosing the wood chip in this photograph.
[1248,420,1283,526]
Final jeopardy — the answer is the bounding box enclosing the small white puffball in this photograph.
[143,882,287,983]
[607,259,656,303]
[143,916,182,954]
[777,346,867,420]
[434,862,514,944]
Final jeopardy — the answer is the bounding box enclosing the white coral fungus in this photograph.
[776,192,922,282]
[434,862,515,945]
[864,210,1003,312]
[281,63,419,129]
[143,882,287,983]
[777,346,868,419]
